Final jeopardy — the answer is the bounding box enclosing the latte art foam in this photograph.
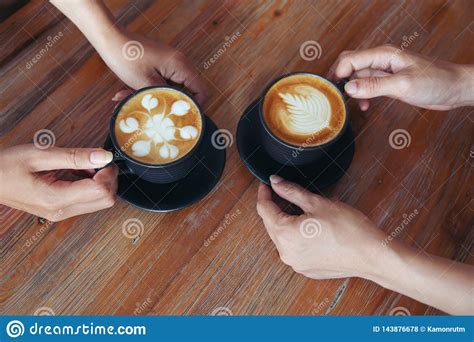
[263,74,346,146]
[279,85,331,134]
[114,88,202,165]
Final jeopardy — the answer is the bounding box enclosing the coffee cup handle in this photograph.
[335,79,349,99]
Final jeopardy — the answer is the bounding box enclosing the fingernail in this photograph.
[345,81,358,95]
[90,150,113,164]
[270,175,283,184]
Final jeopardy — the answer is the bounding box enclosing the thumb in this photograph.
[344,75,404,99]
[269,175,316,213]
[28,147,114,172]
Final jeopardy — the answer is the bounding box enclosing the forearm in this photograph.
[50,0,125,50]
[369,240,473,315]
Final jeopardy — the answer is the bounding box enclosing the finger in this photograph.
[58,197,116,220]
[93,165,119,196]
[344,74,405,99]
[257,182,285,226]
[269,175,318,213]
[112,89,134,102]
[333,45,404,79]
[28,147,113,172]
[167,60,208,104]
[358,99,370,111]
[50,165,118,206]
[351,68,392,79]
[50,178,108,206]
[142,72,167,89]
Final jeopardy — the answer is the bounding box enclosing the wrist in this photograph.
[361,238,415,289]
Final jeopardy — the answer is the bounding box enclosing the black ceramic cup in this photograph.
[109,86,206,184]
[258,72,349,166]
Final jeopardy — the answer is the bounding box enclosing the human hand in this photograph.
[50,0,208,104]
[256,175,387,280]
[103,31,208,104]
[329,44,474,111]
[0,145,118,221]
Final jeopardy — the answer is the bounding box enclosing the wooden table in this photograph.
[1,0,473,316]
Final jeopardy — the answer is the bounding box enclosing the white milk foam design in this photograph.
[119,93,198,159]
[279,84,331,134]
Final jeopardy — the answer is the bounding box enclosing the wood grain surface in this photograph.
[0,0,473,316]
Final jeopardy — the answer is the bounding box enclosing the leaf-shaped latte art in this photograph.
[170,100,190,116]
[119,117,139,133]
[279,87,331,134]
[132,140,151,157]
[141,94,158,111]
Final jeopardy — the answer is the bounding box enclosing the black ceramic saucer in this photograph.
[236,99,355,192]
[104,116,225,212]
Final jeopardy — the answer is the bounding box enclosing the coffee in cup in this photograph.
[259,73,348,165]
[110,86,205,183]
[114,88,203,164]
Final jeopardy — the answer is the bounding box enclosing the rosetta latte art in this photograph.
[118,93,198,159]
[279,85,331,134]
